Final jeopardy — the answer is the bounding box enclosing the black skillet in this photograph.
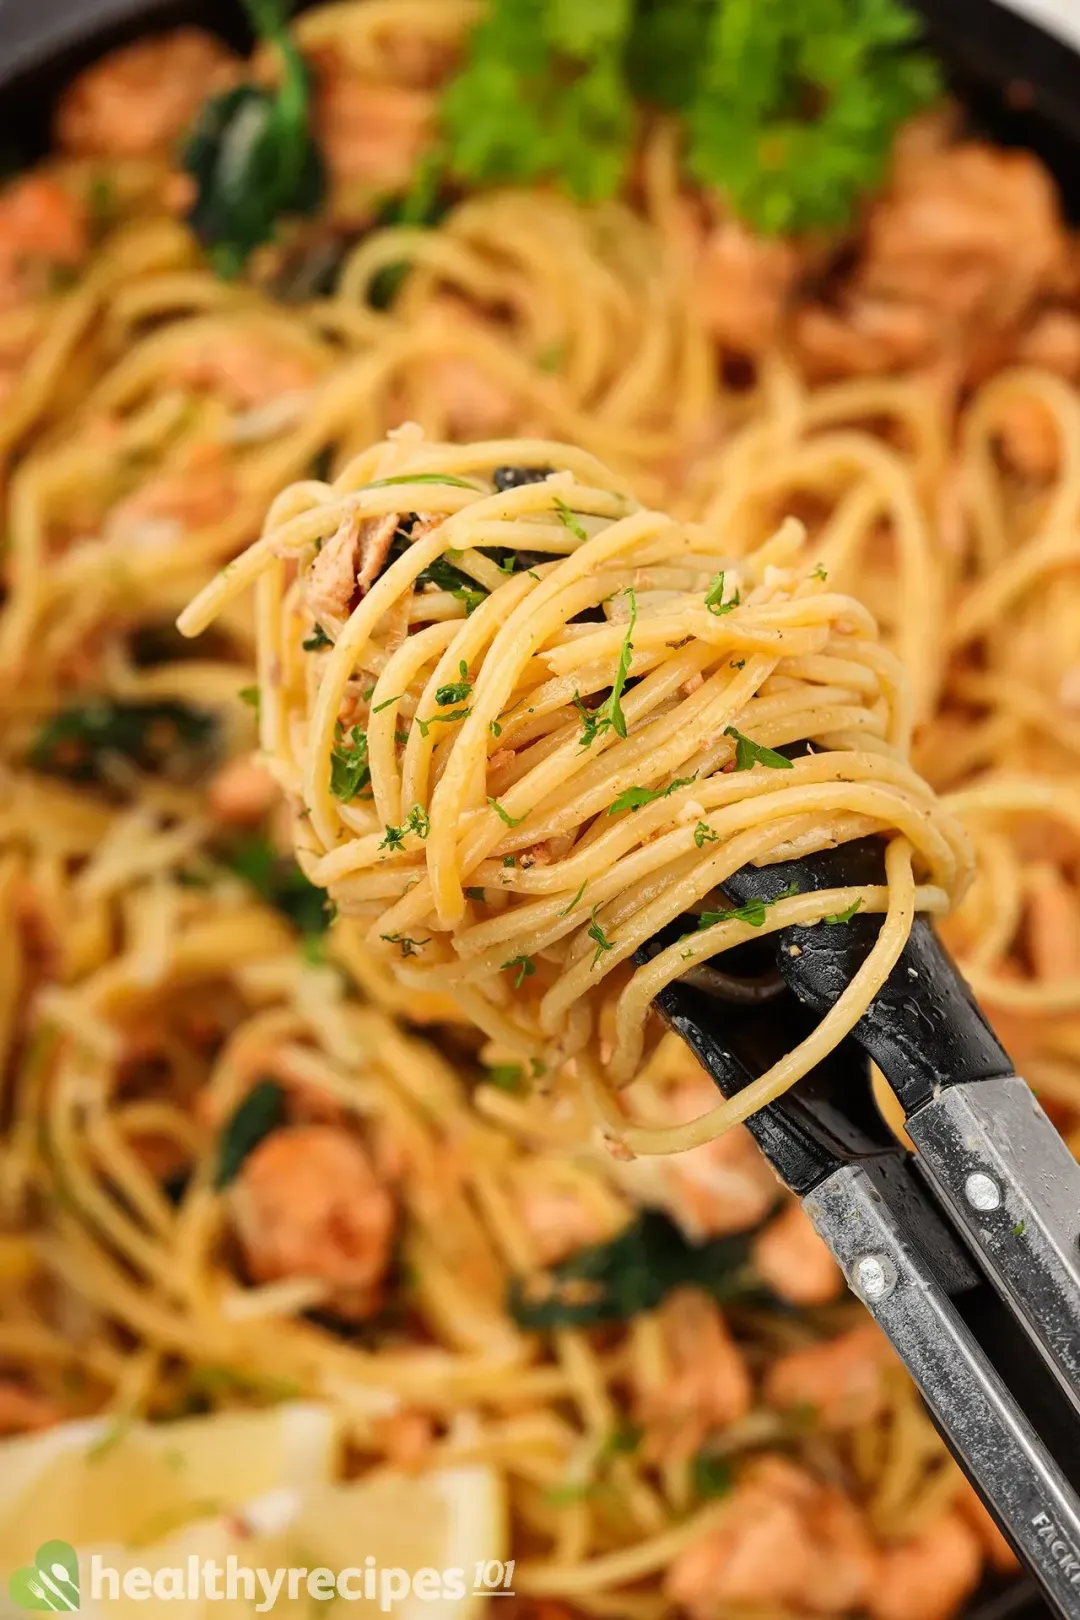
[1,1,1076,1614]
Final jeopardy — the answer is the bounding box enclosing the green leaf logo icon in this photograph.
[8,1541,80,1611]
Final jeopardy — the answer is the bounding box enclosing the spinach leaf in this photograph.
[222,834,329,938]
[183,1,323,277]
[214,1079,287,1188]
[30,700,216,785]
[508,1208,768,1328]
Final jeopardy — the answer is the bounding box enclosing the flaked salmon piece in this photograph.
[55,28,238,158]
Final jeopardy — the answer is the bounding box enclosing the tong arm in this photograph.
[906,1076,1080,1418]
[806,1159,1080,1620]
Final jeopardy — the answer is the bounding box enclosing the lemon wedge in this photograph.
[286,1464,508,1619]
[0,1404,339,1571]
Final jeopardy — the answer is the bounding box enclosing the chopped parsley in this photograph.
[416,707,472,738]
[553,496,588,541]
[372,692,405,714]
[488,796,525,828]
[364,472,481,491]
[489,719,502,738]
[302,622,333,651]
[487,1063,526,1092]
[238,686,260,713]
[379,803,430,850]
[730,659,745,669]
[724,726,793,772]
[694,821,719,848]
[577,589,637,747]
[813,563,829,581]
[704,571,740,616]
[608,775,696,815]
[586,905,615,968]
[822,898,862,924]
[696,881,800,931]
[435,661,473,705]
[557,880,588,917]
[503,955,536,988]
[380,932,430,957]
[329,724,370,801]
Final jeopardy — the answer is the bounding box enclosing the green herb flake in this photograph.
[704,571,740,616]
[553,496,588,542]
[238,686,260,713]
[694,821,719,848]
[302,623,333,651]
[813,563,829,581]
[486,1063,525,1093]
[696,881,800,932]
[488,796,526,828]
[502,954,536,989]
[379,803,429,850]
[724,726,793,772]
[822,898,863,925]
[586,905,615,969]
[608,775,696,815]
[465,886,486,901]
[557,880,588,918]
[1012,1220,1026,1237]
[416,706,472,738]
[435,661,473,706]
[364,473,480,491]
[329,724,370,802]
[371,692,405,714]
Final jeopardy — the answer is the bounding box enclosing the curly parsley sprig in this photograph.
[431,0,939,237]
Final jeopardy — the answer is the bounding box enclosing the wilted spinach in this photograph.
[30,700,216,785]
[222,834,330,938]
[509,1208,770,1329]
[214,1079,287,1188]
[183,0,324,276]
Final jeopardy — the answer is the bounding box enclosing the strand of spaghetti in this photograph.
[585,838,917,1152]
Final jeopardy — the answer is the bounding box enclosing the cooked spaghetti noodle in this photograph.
[179,433,973,1149]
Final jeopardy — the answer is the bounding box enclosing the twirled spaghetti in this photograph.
[180,432,972,1150]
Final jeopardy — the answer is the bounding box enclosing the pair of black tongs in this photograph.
[645,836,1080,1620]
